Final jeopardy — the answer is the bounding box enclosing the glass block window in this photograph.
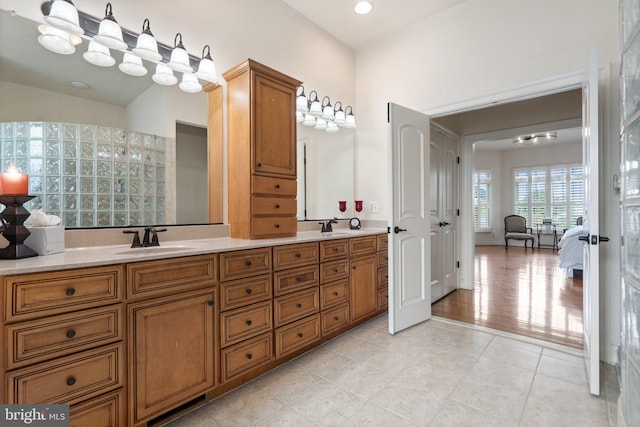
[0,122,167,228]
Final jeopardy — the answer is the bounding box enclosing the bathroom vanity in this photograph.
[0,230,388,426]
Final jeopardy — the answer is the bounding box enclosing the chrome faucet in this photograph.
[318,218,339,233]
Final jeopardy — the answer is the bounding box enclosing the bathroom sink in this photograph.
[113,245,196,255]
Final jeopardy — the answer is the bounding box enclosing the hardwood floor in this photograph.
[432,245,584,348]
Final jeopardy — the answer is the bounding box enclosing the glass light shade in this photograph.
[326,122,340,133]
[296,111,304,124]
[93,4,127,51]
[179,73,202,93]
[296,94,309,112]
[83,40,115,67]
[168,34,193,73]
[302,114,316,127]
[344,113,356,128]
[334,109,346,125]
[152,63,178,85]
[196,57,218,83]
[38,24,82,45]
[314,118,327,130]
[44,0,83,35]
[119,52,147,76]
[132,32,162,62]
[322,105,335,120]
[37,25,75,55]
[309,99,322,116]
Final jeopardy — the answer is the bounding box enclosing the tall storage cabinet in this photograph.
[620,0,640,425]
[223,59,302,239]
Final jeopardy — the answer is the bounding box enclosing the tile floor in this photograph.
[168,315,619,427]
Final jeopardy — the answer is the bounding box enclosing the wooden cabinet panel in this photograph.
[5,305,122,370]
[350,236,377,258]
[126,254,217,300]
[273,242,319,271]
[320,279,349,310]
[6,343,123,405]
[321,304,350,336]
[252,196,297,216]
[275,314,321,359]
[273,265,319,296]
[376,234,388,252]
[377,288,388,312]
[129,290,216,424]
[252,176,297,196]
[251,217,297,238]
[220,274,272,311]
[377,266,388,289]
[377,251,388,268]
[320,259,349,284]
[70,389,126,427]
[3,265,123,322]
[220,332,273,383]
[219,248,272,281]
[350,255,378,322]
[220,301,272,347]
[274,288,319,328]
[319,239,349,262]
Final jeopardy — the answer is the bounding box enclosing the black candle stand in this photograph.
[0,195,38,259]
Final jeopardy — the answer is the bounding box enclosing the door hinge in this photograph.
[457,156,460,164]
[387,103,390,123]
[456,261,460,268]
[456,209,460,216]
[621,236,624,246]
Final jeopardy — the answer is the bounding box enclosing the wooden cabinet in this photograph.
[376,233,389,312]
[319,239,351,337]
[223,59,302,239]
[349,236,378,322]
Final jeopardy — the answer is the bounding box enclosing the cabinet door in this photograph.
[349,256,377,322]
[129,290,216,424]
[253,73,296,177]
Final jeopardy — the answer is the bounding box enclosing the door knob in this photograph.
[394,226,406,234]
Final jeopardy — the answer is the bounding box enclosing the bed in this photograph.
[558,225,584,277]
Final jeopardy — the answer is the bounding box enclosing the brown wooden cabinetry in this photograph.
[377,233,389,311]
[349,236,378,322]
[319,239,351,336]
[223,59,302,239]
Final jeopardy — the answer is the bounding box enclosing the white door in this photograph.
[581,48,605,396]
[388,103,432,334]
[430,128,458,302]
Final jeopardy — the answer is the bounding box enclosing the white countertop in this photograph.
[0,229,388,275]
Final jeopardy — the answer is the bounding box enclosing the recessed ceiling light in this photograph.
[354,1,373,15]
[69,81,89,89]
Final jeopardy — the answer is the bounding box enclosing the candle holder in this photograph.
[0,195,38,259]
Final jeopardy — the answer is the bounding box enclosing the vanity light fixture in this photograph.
[195,45,218,83]
[321,96,335,120]
[333,102,346,125]
[92,3,127,51]
[314,117,328,130]
[168,33,193,73]
[44,0,83,35]
[132,19,162,62]
[344,106,356,128]
[37,23,77,54]
[512,131,557,145]
[152,63,178,85]
[295,87,356,132]
[119,52,147,76]
[326,121,339,133]
[296,86,309,112]
[308,91,322,116]
[302,113,316,127]
[178,73,203,93]
[83,40,115,67]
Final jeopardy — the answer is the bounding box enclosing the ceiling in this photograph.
[281,0,469,49]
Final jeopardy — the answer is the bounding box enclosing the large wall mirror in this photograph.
[0,10,220,228]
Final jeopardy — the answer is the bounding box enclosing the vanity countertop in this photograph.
[0,228,388,275]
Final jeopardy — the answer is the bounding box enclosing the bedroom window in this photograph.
[513,165,583,229]
[473,170,491,231]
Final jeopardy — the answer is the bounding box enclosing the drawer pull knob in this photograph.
[207,300,214,306]
[245,260,252,267]
[295,253,301,258]
[334,316,339,321]
[352,266,357,270]
[66,330,76,339]
[275,184,280,189]
[275,204,280,209]
[296,277,303,282]
[296,303,302,308]
[333,291,339,296]
[66,288,75,296]
[246,288,253,295]
[334,268,339,273]
[298,333,303,338]
[246,319,253,326]
[247,353,253,360]
[275,224,280,228]
[258,162,262,167]
[66,377,76,386]
[334,248,339,252]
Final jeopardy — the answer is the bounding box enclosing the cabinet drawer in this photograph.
[70,389,126,427]
[220,301,272,347]
[377,266,388,289]
[274,288,319,328]
[320,279,349,310]
[220,248,272,281]
[220,274,272,311]
[273,265,319,296]
[221,332,273,383]
[252,196,297,216]
[252,175,297,196]
[273,242,319,271]
[321,304,350,336]
[319,239,349,262]
[275,314,321,359]
[6,343,123,405]
[4,266,123,322]
[377,288,388,311]
[6,305,122,370]
[127,254,217,300]
[376,234,388,252]
[350,235,377,257]
[320,259,349,284]
[377,251,388,268]
[251,217,297,238]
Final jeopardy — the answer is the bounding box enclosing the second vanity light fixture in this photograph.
[37,0,219,94]
[296,86,356,133]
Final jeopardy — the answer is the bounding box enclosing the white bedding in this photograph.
[558,225,584,269]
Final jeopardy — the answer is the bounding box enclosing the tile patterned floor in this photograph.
[168,315,619,427]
